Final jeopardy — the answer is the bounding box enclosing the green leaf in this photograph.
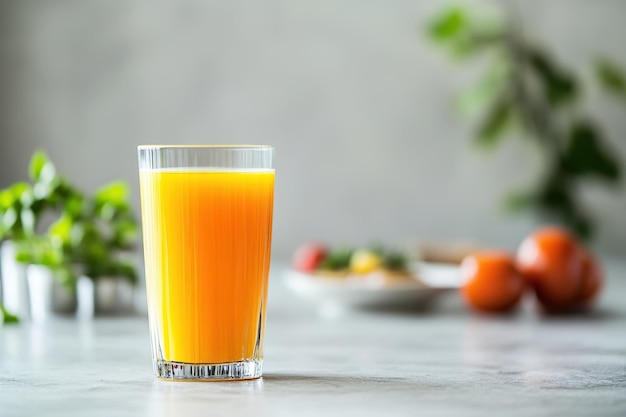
[10,182,30,201]
[69,221,88,248]
[64,195,85,217]
[49,215,73,243]
[428,6,504,61]
[475,95,513,147]
[1,304,19,324]
[14,236,62,267]
[381,250,409,272]
[366,244,409,272]
[33,182,52,201]
[18,189,34,212]
[20,209,35,236]
[537,176,575,212]
[563,121,621,181]
[29,150,52,182]
[533,173,594,240]
[113,219,138,247]
[527,49,578,106]
[1,207,18,232]
[595,57,626,98]
[0,189,15,211]
[55,181,81,201]
[457,58,508,116]
[428,8,467,41]
[95,181,129,207]
[319,247,353,271]
[547,75,577,106]
[29,150,48,181]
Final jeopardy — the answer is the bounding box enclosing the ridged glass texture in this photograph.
[155,360,262,381]
[138,145,274,381]
[138,145,274,171]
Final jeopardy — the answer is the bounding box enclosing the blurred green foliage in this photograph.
[0,303,19,324]
[319,247,354,271]
[0,151,139,300]
[428,5,625,240]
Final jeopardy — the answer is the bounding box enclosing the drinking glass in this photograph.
[138,145,274,381]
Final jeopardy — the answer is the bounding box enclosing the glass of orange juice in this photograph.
[137,145,274,381]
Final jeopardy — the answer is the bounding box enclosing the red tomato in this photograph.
[516,226,584,312]
[292,243,328,273]
[577,250,603,308]
[460,251,526,313]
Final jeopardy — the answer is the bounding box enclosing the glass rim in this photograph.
[138,144,273,151]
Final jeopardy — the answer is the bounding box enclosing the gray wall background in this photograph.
[1,0,625,259]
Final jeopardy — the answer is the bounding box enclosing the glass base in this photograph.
[155,359,263,381]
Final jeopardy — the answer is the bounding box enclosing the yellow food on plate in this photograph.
[350,250,382,274]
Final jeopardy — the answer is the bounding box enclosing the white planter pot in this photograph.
[76,277,95,320]
[26,265,77,323]
[1,241,30,320]
[76,276,135,319]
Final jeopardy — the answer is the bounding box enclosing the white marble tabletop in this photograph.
[1,261,626,417]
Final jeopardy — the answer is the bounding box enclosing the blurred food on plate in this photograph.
[413,239,483,265]
[291,242,415,283]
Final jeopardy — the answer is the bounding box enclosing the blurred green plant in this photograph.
[0,303,19,324]
[0,151,139,314]
[428,5,625,240]
[319,247,354,271]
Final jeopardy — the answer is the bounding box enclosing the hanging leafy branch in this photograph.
[428,5,625,240]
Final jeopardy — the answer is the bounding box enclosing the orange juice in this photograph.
[139,169,274,364]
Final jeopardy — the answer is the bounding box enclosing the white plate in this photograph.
[417,262,463,288]
[283,262,461,310]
